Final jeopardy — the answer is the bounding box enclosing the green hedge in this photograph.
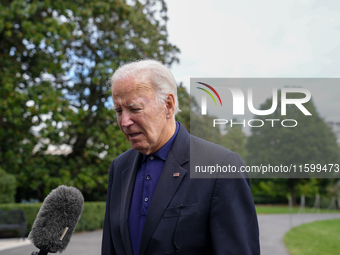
[0,202,106,236]
[76,202,106,232]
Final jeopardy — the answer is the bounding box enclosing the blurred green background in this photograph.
[1,1,340,253]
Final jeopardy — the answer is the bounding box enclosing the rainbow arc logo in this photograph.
[196,82,222,115]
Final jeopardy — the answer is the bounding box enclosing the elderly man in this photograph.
[102,60,260,255]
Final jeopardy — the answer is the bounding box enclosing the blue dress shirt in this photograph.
[128,122,179,255]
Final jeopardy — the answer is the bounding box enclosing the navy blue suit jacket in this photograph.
[102,123,260,255]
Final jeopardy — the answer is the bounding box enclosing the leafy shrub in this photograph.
[0,202,106,236]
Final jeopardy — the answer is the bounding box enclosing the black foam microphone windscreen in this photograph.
[28,185,84,254]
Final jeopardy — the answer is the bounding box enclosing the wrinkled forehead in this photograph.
[111,74,156,105]
[112,73,154,94]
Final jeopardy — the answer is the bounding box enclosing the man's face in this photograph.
[112,74,172,155]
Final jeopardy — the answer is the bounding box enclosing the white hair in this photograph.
[109,59,180,116]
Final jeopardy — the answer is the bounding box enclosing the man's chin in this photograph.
[132,143,156,155]
[130,142,146,153]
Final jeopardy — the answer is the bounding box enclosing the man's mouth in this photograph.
[129,132,142,138]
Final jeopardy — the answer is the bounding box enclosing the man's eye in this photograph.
[131,109,141,112]
[115,110,122,115]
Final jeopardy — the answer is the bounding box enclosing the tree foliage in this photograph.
[247,90,340,204]
[0,0,179,201]
[0,168,17,203]
[189,94,247,158]
[175,83,190,130]
[221,122,247,160]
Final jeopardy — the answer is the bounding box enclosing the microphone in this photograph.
[28,185,84,255]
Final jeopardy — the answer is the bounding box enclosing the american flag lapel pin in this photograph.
[173,172,180,178]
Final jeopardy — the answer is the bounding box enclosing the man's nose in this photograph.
[121,111,134,127]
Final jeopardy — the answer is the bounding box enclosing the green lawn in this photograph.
[284,219,340,255]
[255,205,338,214]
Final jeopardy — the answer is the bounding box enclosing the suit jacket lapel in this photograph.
[119,151,143,255]
[138,123,190,255]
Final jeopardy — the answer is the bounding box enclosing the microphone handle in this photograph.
[31,250,48,255]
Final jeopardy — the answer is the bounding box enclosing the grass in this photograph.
[255,205,338,214]
[283,219,340,255]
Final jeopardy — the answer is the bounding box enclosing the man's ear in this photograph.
[165,94,175,119]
